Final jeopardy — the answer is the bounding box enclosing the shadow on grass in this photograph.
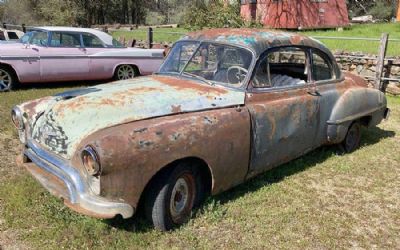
[106,126,395,233]
[17,80,110,91]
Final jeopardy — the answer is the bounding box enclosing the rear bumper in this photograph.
[23,140,134,219]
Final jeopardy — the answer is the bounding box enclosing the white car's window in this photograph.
[253,47,308,88]
[0,32,5,40]
[30,32,49,46]
[82,33,105,48]
[50,32,81,47]
[312,51,334,82]
[20,32,32,44]
[7,32,19,40]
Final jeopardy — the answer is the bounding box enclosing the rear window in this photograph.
[82,33,105,48]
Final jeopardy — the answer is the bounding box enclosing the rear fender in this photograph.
[327,88,387,143]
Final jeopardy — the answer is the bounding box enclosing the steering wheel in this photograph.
[227,66,248,85]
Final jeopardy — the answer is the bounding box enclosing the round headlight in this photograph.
[81,146,101,176]
[11,107,24,130]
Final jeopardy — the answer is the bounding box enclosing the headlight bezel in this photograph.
[11,107,24,130]
[81,145,102,177]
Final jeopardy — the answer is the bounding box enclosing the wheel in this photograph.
[145,163,203,231]
[0,66,18,92]
[341,122,361,153]
[114,65,137,80]
[226,66,248,85]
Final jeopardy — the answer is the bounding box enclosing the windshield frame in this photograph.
[157,39,257,90]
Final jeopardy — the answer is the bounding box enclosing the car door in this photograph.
[39,31,89,82]
[246,46,321,176]
[80,32,112,80]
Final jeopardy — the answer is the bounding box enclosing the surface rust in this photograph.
[75,108,251,208]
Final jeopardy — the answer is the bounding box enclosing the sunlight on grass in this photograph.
[0,90,399,248]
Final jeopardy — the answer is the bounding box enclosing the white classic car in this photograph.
[0,27,165,91]
[0,28,24,43]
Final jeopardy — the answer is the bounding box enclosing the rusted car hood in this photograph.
[30,76,245,159]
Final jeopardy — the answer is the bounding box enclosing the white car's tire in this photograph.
[114,65,138,80]
[0,65,19,92]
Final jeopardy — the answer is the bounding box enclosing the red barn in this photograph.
[240,0,349,29]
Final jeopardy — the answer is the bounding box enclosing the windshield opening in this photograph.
[159,41,253,87]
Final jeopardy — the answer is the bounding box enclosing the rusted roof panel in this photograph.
[184,28,332,57]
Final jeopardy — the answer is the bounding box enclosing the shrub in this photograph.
[368,0,394,21]
[183,1,244,30]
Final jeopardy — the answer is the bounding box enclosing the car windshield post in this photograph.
[179,42,202,75]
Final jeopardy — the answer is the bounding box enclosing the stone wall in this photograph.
[334,51,400,95]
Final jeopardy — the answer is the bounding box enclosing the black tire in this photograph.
[0,65,19,92]
[341,122,361,153]
[145,162,203,231]
[113,64,138,80]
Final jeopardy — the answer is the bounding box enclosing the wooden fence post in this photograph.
[148,27,153,49]
[375,33,389,91]
[2,23,6,29]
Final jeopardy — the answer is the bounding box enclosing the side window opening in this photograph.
[312,51,334,82]
[253,47,308,88]
[50,32,81,47]
[82,33,105,48]
[7,32,19,40]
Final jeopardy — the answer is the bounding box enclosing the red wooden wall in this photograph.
[241,0,349,29]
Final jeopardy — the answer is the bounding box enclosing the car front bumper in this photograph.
[22,140,134,219]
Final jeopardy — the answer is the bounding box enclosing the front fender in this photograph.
[77,107,251,208]
[327,87,387,143]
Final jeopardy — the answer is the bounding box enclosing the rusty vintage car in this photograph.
[12,29,389,231]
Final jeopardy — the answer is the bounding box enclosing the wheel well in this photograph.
[0,63,20,82]
[137,157,213,213]
[114,64,141,76]
[359,116,372,127]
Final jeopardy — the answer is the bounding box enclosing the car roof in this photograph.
[35,26,114,45]
[184,28,333,58]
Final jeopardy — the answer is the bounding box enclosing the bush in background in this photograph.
[368,0,394,21]
[183,1,245,30]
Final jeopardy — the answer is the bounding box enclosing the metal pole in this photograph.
[148,27,153,49]
[375,33,389,91]
[22,24,26,33]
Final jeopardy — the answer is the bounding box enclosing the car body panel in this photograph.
[246,86,320,176]
[29,75,245,159]
[74,107,251,207]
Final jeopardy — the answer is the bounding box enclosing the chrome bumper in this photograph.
[23,140,134,219]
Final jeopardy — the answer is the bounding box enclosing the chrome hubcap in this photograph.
[169,175,194,223]
[0,69,11,91]
[117,65,135,80]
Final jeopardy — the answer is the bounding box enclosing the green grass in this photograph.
[112,23,400,55]
[112,27,188,44]
[0,84,399,248]
[302,23,400,56]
